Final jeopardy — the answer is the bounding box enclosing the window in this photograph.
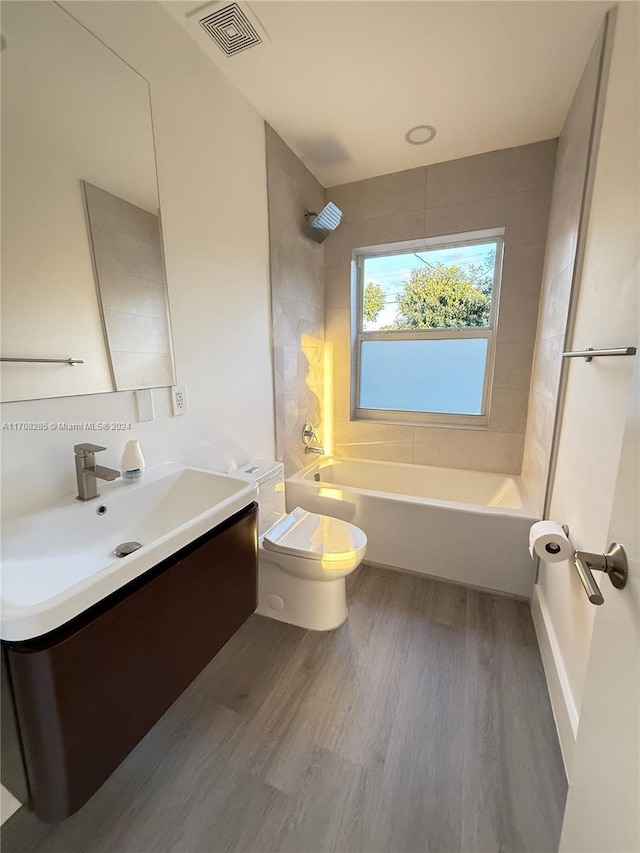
[353,228,504,427]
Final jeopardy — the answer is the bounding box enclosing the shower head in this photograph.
[304,202,343,243]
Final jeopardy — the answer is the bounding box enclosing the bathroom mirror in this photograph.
[0,0,176,402]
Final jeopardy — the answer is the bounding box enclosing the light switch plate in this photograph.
[135,389,154,422]
[171,384,187,416]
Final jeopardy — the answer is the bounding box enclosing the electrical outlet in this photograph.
[171,384,187,416]
[135,389,154,422]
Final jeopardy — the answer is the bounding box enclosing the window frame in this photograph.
[352,228,505,429]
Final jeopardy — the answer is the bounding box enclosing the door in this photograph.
[555,4,640,849]
[559,360,639,852]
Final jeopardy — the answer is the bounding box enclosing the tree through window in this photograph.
[354,230,504,426]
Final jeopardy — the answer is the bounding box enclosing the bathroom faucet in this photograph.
[302,422,325,455]
[74,443,120,501]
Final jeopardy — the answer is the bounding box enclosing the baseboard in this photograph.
[531,584,578,776]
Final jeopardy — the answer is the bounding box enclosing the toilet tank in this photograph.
[236,461,286,536]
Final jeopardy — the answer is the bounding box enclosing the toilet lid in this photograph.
[263,507,366,561]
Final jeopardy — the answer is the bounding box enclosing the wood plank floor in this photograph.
[2,566,567,853]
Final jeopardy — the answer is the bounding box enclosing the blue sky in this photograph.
[363,241,496,330]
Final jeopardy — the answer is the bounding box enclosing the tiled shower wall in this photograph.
[325,141,557,474]
[265,125,326,475]
[521,30,605,514]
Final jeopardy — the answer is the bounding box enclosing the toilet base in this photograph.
[256,558,348,631]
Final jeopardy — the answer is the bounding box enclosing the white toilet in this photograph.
[237,461,367,631]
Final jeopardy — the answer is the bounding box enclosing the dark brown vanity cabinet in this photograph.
[2,503,258,822]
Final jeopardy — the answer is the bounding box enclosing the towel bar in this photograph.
[1,357,84,366]
[562,346,636,362]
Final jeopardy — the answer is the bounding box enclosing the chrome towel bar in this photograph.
[562,346,637,362]
[1,357,84,366]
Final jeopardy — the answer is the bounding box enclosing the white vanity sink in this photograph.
[1,463,257,641]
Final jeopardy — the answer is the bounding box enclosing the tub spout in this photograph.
[305,445,325,455]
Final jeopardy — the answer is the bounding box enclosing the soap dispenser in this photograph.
[121,440,145,482]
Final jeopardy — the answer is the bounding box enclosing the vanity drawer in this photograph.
[6,502,257,822]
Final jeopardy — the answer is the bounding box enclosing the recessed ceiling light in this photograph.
[405,125,437,145]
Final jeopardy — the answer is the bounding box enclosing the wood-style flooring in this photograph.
[2,565,567,853]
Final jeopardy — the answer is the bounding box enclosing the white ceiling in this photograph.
[164,0,610,187]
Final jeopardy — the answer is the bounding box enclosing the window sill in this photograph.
[352,410,489,430]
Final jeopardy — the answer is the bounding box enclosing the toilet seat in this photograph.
[262,506,367,579]
[263,506,366,559]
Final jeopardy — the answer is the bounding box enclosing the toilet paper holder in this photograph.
[562,525,628,605]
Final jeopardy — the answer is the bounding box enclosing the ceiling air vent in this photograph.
[199,3,262,57]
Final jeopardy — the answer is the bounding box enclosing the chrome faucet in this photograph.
[305,445,325,455]
[302,421,325,455]
[74,443,120,501]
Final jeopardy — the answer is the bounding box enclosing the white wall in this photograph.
[532,4,639,771]
[0,0,275,517]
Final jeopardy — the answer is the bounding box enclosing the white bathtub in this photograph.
[286,457,537,598]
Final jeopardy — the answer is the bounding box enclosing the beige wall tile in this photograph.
[521,390,557,510]
[335,419,414,445]
[530,333,565,401]
[273,344,300,393]
[333,345,352,387]
[521,433,550,512]
[274,297,324,344]
[493,343,535,390]
[84,177,176,394]
[526,390,557,456]
[412,428,525,474]
[91,222,164,282]
[271,301,296,348]
[84,182,161,247]
[270,238,325,306]
[298,384,322,423]
[496,293,541,344]
[543,187,581,284]
[103,310,171,354]
[424,188,553,247]
[332,345,353,423]
[326,307,352,347]
[501,242,547,296]
[426,140,557,209]
[336,438,414,464]
[521,30,601,512]
[325,210,425,269]
[323,140,555,475]
[542,49,600,283]
[328,167,427,224]
[266,125,326,473]
[325,265,352,310]
[110,351,174,390]
[489,387,530,434]
[96,268,168,318]
[333,383,351,423]
[335,419,414,463]
[266,126,325,241]
[283,390,299,432]
[537,263,574,341]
